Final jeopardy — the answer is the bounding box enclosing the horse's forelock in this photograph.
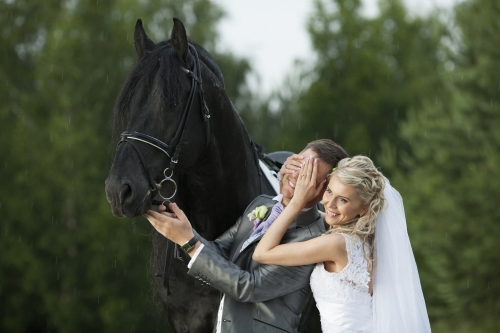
[112,42,191,143]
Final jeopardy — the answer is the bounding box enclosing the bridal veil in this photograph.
[372,178,432,332]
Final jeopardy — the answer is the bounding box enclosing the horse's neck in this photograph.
[182,104,261,239]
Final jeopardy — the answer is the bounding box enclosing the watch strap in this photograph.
[180,235,199,253]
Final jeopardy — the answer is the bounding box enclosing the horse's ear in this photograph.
[134,19,155,57]
[171,18,188,65]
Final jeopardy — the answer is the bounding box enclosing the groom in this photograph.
[144,139,348,333]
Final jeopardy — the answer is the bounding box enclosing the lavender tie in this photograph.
[250,202,284,238]
[240,202,283,252]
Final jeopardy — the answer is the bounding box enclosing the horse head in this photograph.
[104,17,279,333]
[105,18,217,217]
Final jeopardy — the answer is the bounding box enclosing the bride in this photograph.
[253,155,431,333]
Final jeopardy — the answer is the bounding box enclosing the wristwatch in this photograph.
[180,235,199,254]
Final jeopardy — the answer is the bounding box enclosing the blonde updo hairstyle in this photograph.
[325,156,386,270]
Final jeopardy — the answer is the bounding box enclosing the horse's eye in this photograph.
[170,102,178,109]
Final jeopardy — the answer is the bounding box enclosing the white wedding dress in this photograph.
[310,233,372,333]
[309,178,432,333]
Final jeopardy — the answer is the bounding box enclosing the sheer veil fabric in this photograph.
[373,178,432,332]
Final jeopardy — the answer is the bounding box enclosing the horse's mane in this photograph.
[112,40,225,144]
[190,41,225,87]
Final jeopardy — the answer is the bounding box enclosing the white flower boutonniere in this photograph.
[247,205,269,230]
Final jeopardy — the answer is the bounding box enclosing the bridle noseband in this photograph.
[118,43,211,205]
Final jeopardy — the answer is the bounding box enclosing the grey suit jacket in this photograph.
[188,195,325,333]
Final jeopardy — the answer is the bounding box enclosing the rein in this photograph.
[118,43,210,205]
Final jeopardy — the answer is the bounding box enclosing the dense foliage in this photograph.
[245,0,448,160]
[0,0,251,332]
[1,0,498,332]
[379,0,500,331]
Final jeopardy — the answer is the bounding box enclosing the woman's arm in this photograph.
[254,158,329,265]
[253,232,346,266]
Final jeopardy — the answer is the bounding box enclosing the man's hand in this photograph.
[143,202,195,246]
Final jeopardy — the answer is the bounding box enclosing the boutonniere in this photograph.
[247,205,269,230]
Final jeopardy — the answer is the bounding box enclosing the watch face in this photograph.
[181,236,198,253]
[180,243,193,253]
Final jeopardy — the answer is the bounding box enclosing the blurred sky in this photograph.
[212,0,459,94]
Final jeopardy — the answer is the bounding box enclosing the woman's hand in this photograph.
[279,154,305,181]
[290,158,326,207]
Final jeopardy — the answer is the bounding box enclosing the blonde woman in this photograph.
[253,156,431,333]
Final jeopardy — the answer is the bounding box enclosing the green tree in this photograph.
[0,0,253,332]
[380,0,500,331]
[250,0,447,163]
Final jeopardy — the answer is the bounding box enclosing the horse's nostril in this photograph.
[120,183,134,204]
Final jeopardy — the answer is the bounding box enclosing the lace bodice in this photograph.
[310,233,372,333]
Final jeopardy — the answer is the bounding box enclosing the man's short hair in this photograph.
[303,139,348,168]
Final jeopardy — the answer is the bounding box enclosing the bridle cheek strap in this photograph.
[117,43,211,199]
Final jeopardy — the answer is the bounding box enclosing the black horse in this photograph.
[105,18,278,332]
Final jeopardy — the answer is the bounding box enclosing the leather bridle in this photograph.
[118,43,210,205]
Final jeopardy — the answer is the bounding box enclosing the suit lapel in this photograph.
[231,200,277,262]
[233,205,322,262]
[295,206,321,229]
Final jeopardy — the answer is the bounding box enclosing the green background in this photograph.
[1,0,499,332]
